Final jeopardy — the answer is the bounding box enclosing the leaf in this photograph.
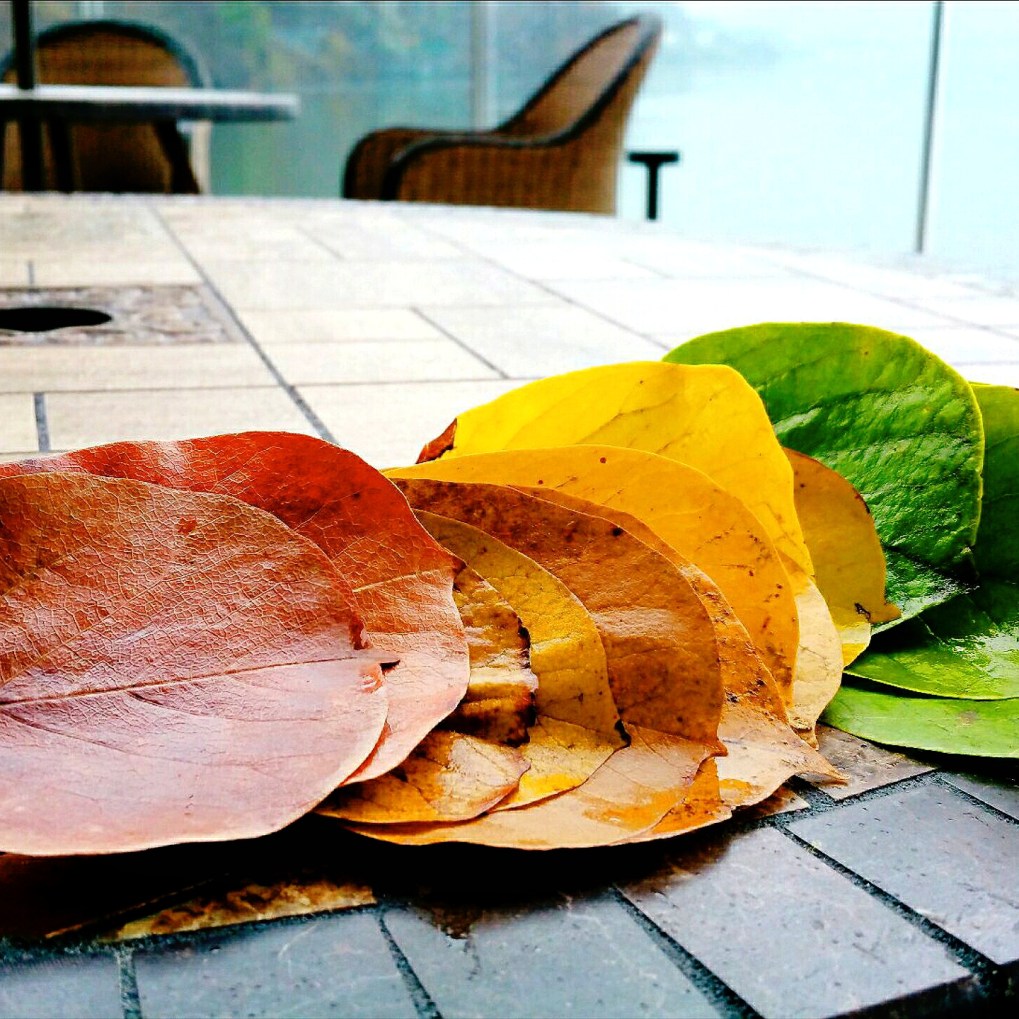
[823,684,1019,759]
[416,361,814,583]
[444,563,538,746]
[319,730,528,824]
[392,478,725,749]
[415,513,620,809]
[0,432,470,782]
[112,875,374,940]
[786,448,899,665]
[665,323,984,621]
[510,486,839,799]
[320,565,535,824]
[0,472,388,856]
[343,727,716,849]
[788,581,845,743]
[845,384,1019,701]
[391,445,800,706]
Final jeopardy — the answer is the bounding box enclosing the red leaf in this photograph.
[0,472,388,855]
[0,433,469,781]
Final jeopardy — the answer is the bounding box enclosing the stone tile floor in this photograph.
[0,194,1016,1018]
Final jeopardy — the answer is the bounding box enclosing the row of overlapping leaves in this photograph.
[0,323,1013,860]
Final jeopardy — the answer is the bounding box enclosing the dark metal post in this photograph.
[627,150,680,221]
[915,0,944,254]
[12,0,45,191]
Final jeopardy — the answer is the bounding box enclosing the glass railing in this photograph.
[3,0,1016,273]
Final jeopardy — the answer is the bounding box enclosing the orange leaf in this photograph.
[0,433,469,782]
[0,473,387,856]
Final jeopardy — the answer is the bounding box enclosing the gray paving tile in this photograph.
[384,892,720,1019]
[944,770,1019,821]
[790,784,1019,965]
[133,911,415,1019]
[0,953,122,1019]
[621,827,968,1018]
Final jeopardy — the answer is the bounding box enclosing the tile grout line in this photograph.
[929,772,1019,828]
[777,261,1019,336]
[149,207,338,443]
[115,944,142,1019]
[377,909,441,1019]
[411,306,509,379]
[33,392,50,452]
[402,216,667,348]
[610,887,761,1019]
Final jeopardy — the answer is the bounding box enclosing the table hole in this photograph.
[0,306,112,333]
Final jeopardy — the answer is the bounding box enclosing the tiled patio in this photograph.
[0,193,1017,1018]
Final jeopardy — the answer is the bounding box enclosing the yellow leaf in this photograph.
[789,580,845,744]
[787,448,900,665]
[391,445,800,703]
[416,361,813,579]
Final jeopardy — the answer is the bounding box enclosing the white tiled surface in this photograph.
[1,192,1018,467]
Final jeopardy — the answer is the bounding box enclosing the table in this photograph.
[0,193,1017,1018]
[0,83,299,191]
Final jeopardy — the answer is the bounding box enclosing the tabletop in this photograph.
[0,83,299,122]
[0,193,1016,1019]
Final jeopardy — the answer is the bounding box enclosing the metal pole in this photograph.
[470,0,493,129]
[915,0,944,254]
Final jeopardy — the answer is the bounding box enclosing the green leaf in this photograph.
[849,385,1019,699]
[822,683,1018,758]
[665,323,984,622]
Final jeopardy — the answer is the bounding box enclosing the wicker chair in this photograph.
[1,19,210,193]
[342,14,662,214]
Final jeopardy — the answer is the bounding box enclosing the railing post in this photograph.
[915,0,944,254]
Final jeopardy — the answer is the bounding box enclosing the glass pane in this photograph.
[18,0,474,197]
[613,1,932,252]
[927,1,1019,272]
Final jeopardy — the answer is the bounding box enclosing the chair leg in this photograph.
[154,121,200,194]
[46,120,75,192]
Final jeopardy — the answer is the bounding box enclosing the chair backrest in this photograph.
[1,19,208,192]
[499,16,659,140]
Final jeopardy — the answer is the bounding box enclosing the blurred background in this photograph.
[3,0,1016,273]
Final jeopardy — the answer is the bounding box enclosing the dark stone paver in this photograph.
[133,911,415,1019]
[621,828,969,1018]
[384,891,720,1018]
[944,771,1019,821]
[790,783,1019,965]
[0,952,122,1019]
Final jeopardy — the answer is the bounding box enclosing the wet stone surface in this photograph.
[790,783,1019,966]
[0,951,123,1019]
[132,910,416,1019]
[620,827,971,1018]
[384,891,721,1018]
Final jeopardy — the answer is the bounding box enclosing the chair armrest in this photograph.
[382,133,617,214]
[342,127,448,199]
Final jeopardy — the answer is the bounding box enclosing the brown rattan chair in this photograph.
[342,14,662,214]
[1,19,210,193]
